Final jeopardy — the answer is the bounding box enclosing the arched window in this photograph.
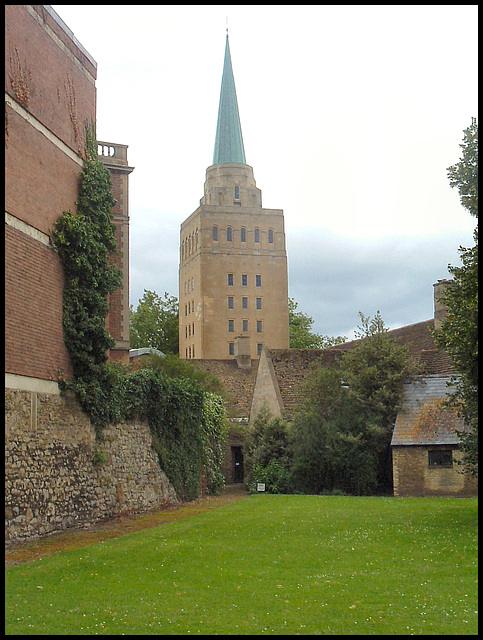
[234,185,240,200]
[255,227,260,243]
[268,228,274,244]
[213,225,219,241]
[240,227,246,243]
[227,226,233,242]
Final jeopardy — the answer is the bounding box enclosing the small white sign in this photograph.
[257,483,266,492]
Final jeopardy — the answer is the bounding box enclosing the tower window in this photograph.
[243,319,248,332]
[240,227,246,243]
[268,228,274,244]
[227,226,233,242]
[228,296,234,309]
[213,226,219,241]
[257,343,263,356]
[256,274,262,287]
[242,274,248,287]
[257,320,263,333]
[242,296,248,309]
[228,319,235,333]
[256,297,262,309]
[229,342,235,356]
[228,273,234,286]
[254,228,260,243]
[234,185,240,200]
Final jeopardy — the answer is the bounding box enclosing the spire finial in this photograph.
[226,16,228,36]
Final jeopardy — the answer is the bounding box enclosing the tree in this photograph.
[434,118,478,474]
[244,405,293,494]
[288,298,346,349]
[291,312,418,494]
[291,365,377,495]
[130,289,179,355]
[340,312,420,491]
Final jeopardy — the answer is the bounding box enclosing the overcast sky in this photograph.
[52,5,477,339]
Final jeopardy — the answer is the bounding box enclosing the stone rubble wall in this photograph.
[5,388,178,545]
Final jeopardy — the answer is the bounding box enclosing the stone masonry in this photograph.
[5,388,178,545]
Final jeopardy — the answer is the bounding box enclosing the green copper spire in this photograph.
[213,34,246,165]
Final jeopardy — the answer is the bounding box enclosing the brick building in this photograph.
[5,5,132,394]
[5,6,177,546]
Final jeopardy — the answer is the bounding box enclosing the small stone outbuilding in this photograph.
[391,375,477,497]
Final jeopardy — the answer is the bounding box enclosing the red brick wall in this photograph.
[5,225,72,380]
[5,5,96,154]
[106,166,130,360]
[5,107,83,235]
[5,5,96,382]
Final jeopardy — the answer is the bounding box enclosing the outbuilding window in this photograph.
[428,449,453,467]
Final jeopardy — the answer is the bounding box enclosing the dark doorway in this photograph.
[231,446,244,483]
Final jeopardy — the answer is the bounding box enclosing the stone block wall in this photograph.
[392,446,478,497]
[5,388,178,545]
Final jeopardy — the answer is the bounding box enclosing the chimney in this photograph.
[234,336,251,369]
[433,279,452,331]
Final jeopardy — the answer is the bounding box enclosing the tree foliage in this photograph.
[244,405,293,494]
[288,298,346,349]
[434,118,478,474]
[291,312,418,494]
[130,289,179,355]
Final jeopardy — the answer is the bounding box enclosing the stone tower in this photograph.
[179,34,289,361]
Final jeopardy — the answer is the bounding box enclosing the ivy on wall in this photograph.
[52,122,227,501]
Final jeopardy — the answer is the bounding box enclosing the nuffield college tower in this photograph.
[179,34,289,361]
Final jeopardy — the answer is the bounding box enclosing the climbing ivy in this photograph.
[52,122,227,501]
[52,122,121,387]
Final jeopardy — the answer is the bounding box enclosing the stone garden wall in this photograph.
[5,387,178,545]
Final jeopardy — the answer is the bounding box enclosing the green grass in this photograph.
[5,496,478,635]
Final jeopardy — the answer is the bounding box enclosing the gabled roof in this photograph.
[212,35,246,165]
[329,319,456,374]
[258,319,457,423]
[391,375,464,446]
[267,348,341,421]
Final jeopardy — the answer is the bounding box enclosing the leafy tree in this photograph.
[130,289,179,355]
[340,312,420,491]
[434,118,478,474]
[291,312,418,494]
[291,366,377,495]
[244,405,293,494]
[288,298,346,349]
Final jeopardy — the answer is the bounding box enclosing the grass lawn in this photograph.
[5,495,478,635]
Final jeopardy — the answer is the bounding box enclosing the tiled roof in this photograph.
[265,321,456,422]
[329,319,456,374]
[391,375,464,446]
[190,359,259,421]
[268,348,342,421]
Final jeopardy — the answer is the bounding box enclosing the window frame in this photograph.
[428,449,453,468]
